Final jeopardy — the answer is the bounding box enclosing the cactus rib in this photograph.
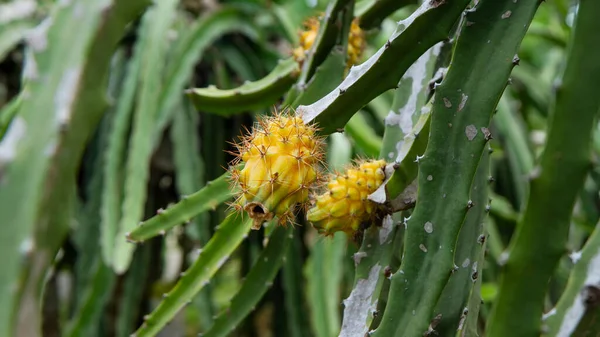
[203,226,291,337]
[435,148,490,335]
[486,0,600,334]
[112,0,178,274]
[296,0,471,135]
[186,57,299,116]
[371,1,539,336]
[127,172,231,242]
[133,214,252,337]
[339,215,398,337]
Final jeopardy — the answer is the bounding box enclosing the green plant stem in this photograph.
[486,0,600,335]
[372,1,539,335]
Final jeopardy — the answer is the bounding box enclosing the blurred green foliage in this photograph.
[1,0,600,336]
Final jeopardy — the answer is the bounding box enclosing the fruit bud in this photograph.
[229,110,326,230]
[307,159,387,236]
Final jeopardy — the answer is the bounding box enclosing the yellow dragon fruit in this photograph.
[307,159,387,237]
[293,16,366,68]
[229,110,326,230]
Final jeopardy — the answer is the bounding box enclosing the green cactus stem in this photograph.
[435,148,490,336]
[133,214,252,337]
[371,1,539,336]
[112,0,178,274]
[0,0,149,334]
[126,171,231,242]
[356,0,416,30]
[202,226,291,337]
[297,0,470,135]
[186,57,299,116]
[486,0,600,335]
[155,6,259,134]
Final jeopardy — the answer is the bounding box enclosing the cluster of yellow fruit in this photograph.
[228,15,378,239]
[228,110,387,239]
[292,15,366,68]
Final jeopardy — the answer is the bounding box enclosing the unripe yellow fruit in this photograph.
[229,111,326,230]
[307,159,387,236]
[292,16,365,68]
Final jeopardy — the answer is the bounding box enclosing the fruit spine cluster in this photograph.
[229,110,387,237]
[229,112,326,230]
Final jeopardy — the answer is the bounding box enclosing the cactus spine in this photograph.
[230,111,326,230]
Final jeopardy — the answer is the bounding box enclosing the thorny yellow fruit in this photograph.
[307,159,386,237]
[292,16,365,68]
[229,111,326,230]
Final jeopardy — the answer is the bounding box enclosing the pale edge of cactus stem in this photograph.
[113,0,178,274]
[185,57,300,116]
[154,6,261,135]
[371,0,540,336]
[355,0,416,30]
[296,0,471,135]
[487,0,600,335]
[339,215,397,337]
[435,146,490,336]
[380,42,441,162]
[202,225,292,337]
[133,214,252,337]
[0,1,36,61]
[0,0,149,335]
[127,172,231,242]
[545,222,600,336]
[338,44,441,337]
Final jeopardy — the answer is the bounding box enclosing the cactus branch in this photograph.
[371,1,539,336]
[186,57,300,115]
[133,214,253,337]
[487,0,600,335]
[297,0,470,135]
[127,172,231,242]
[203,226,291,337]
